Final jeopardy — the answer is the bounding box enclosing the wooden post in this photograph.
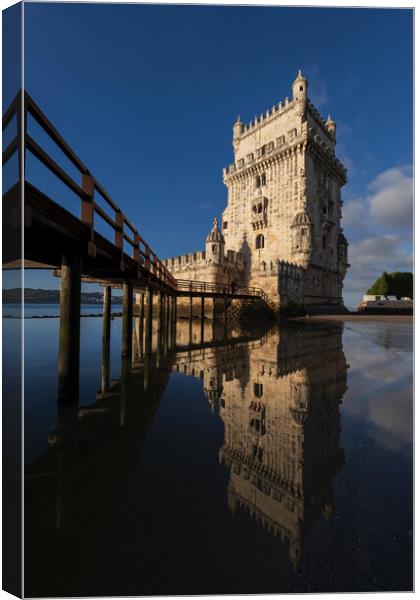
[58,255,81,399]
[166,293,171,337]
[138,292,145,356]
[212,297,216,340]
[120,357,131,427]
[145,287,153,350]
[102,286,111,393]
[143,287,153,391]
[102,335,110,394]
[200,296,205,343]
[81,174,96,256]
[168,294,175,349]
[115,210,123,250]
[122,281,133,358]
[171,295,177,349]
[103,286,111,343]
[157,291,164,345]
[189,295,193,321]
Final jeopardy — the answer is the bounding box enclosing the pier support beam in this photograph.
[200,297,205,343]
[171,295,177,349]
[121,281,133,358]
[145,287,153,350]
[103,286,111,344]
[101,286,111,393]
[58,255,81,399]
[158,292,164,339]
[136,292,145,356]
[189,296,193,321]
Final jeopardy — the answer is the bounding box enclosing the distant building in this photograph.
[358,295,413,313]
[164,71,349,312]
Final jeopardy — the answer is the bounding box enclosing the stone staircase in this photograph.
[225,297,275,323]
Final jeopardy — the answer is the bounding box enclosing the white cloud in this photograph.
[369,166,413,230]
[342,198,365,229]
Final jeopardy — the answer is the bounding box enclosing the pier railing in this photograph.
[175,279,277,307]
[2,90,177,289]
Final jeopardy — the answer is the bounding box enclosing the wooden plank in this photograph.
[2,92,19,131]
[2,137,18,166]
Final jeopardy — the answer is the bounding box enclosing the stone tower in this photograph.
[221,70,349,310]
[164,71,349,312]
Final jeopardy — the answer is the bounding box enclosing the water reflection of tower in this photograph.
[219,323,347,567]
[175,322,347,567]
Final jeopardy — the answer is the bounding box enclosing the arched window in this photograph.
[256,234,265,249]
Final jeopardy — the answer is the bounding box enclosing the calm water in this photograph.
[4,302,115,317]
[6,307,413,595]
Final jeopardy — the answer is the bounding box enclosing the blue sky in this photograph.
[5,4,413,307]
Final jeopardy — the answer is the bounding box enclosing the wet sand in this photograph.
[293,314,413,323]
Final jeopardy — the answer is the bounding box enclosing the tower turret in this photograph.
[206,217,225,264]
[233,115,243,151]
[292,69,308,119]
[326,114,337,142]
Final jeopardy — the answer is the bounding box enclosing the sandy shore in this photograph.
[292,314,413,323]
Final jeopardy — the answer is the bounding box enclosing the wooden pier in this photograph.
[2,91,275,398]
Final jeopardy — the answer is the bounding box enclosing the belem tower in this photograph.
[163,71,349,313]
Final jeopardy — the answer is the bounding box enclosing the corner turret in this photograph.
[292,70,308,119]
[206,217,225,264]
[326,114,337,142]
[233,115,243,151]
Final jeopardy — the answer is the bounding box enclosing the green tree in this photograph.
[367,271,391,296]
[388,272,413,299]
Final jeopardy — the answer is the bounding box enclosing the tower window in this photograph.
[300,85,303,91]
[223,221,228,230]
[212,244,216,252]
[256,173,266,188]
[254,383,263,397]
[322,235,327,250]
[256,234,265,249]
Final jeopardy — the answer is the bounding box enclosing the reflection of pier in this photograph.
[176,322,348,566]
[25,335,175,597]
